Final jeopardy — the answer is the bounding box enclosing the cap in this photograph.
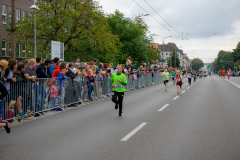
[44,59,51,65]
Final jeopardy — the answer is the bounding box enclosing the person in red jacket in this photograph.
[176,70,183,95]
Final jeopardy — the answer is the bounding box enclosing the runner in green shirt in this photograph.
[172,68,176,84]
[111,65,127,117]
[161,68,171,91]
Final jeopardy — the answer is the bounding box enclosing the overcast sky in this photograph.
[97,0,240,63]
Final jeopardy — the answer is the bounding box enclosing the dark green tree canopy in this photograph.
[192,58,204,70]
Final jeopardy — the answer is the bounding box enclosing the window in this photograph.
[16,42,20,57]
[28,13,32,20]
[2,40,6,56]
[22,44,26,57]
[2,5,7,24]
[22,11,26,21]
[9,43,11,56]
[16,9,20,24]
[9,7,11,23]
[166,53,168,55]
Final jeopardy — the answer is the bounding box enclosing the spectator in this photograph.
[69,63,81,75]
[13,63,28,118]
[126,56,132,66]
[86,69,94,101]
[140,61,144,67]
[76,57,80,64]
[52,62,67,78]
[80,62,87,71]
[65,66,79,107]
[0,60,10,133]
[132,61,137,70]
[94,58,98,65]
[49,57,60,74]
[24,59,37,82]
[36,59,52,78]
[102,63,108,71]
[89,61,94,69]
[49,79,61,108]
[24,59,29,65]
[109,63,115,74]
[35,57,42,69]
[4,60,17,91]
[98,63,103,73]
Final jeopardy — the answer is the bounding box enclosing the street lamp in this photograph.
[162,36,172,44]
[30,1,39,59]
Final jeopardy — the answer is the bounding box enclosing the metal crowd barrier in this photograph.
[1,72,170,123]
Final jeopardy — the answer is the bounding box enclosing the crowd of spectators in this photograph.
[0,56,185,133]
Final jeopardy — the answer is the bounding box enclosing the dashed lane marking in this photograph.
[121,122,147,141]
[173,96,179,100]
[181,90,186,93]
[158,104,169,112]
[187,87,190,89]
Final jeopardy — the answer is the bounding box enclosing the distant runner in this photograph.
[176,70,183,95]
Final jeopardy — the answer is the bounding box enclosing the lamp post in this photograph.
[30,1,39,59]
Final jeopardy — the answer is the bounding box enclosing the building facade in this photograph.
[0,0,34,59]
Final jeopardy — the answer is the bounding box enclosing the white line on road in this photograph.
[181,90,186,93]
[173,96,179,100]
[187,87,190,89]
[158,104,169,112]
[121,122,147,141]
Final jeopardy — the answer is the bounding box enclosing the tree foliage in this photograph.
[192,58,204,70]
[212,50,234,71]
[106,10,156,65]
[167,50,180,68]
[13,0,120,63]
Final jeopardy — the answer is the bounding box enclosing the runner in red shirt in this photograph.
[176,70,183,95]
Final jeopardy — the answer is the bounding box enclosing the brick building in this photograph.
[0,0,34,59]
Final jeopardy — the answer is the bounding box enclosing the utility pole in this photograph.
[10,0,16,59]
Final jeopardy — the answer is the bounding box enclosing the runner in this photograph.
[161,68,171,91]
[220,69,223,78]
[111,65,127,117]
[180,69,184,85]
[199,70,203,79]
[172,68,176,84]
[176,70,182,95]
[188,70,192,85]
[204,70,208,79]
[223,68,226,79]
[193,70,196,83]
[227,67,231,80]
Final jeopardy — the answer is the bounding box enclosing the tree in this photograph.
[167,50,180,68]
[106,10,155,65]
[11,0,120,63]
[192,58,204,70]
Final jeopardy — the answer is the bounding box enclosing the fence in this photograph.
[1,72,167,123]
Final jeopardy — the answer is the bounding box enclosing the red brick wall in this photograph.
[0,0,34,57]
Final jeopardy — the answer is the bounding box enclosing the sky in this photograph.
[96,0,240,63]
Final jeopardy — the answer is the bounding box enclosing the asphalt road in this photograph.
[1,76,240,160]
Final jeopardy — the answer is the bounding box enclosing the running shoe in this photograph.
[17,112,27,118]
[119,113,123,117]
[3,121,10,134]
[115,103,118,110]
[165,89,167,91]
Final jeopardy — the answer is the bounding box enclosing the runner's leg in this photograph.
[118,92,124,115]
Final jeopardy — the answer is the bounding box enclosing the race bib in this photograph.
[165,76,168,79]
[115,84,122,89]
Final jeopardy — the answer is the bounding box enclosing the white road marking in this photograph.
[187,87,190,89]
[158,104,169,112]
[121,122,147,141]
[173,96,179,100]
[181,90,186,93]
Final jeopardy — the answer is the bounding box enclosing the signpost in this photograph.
[51,40,64,61]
